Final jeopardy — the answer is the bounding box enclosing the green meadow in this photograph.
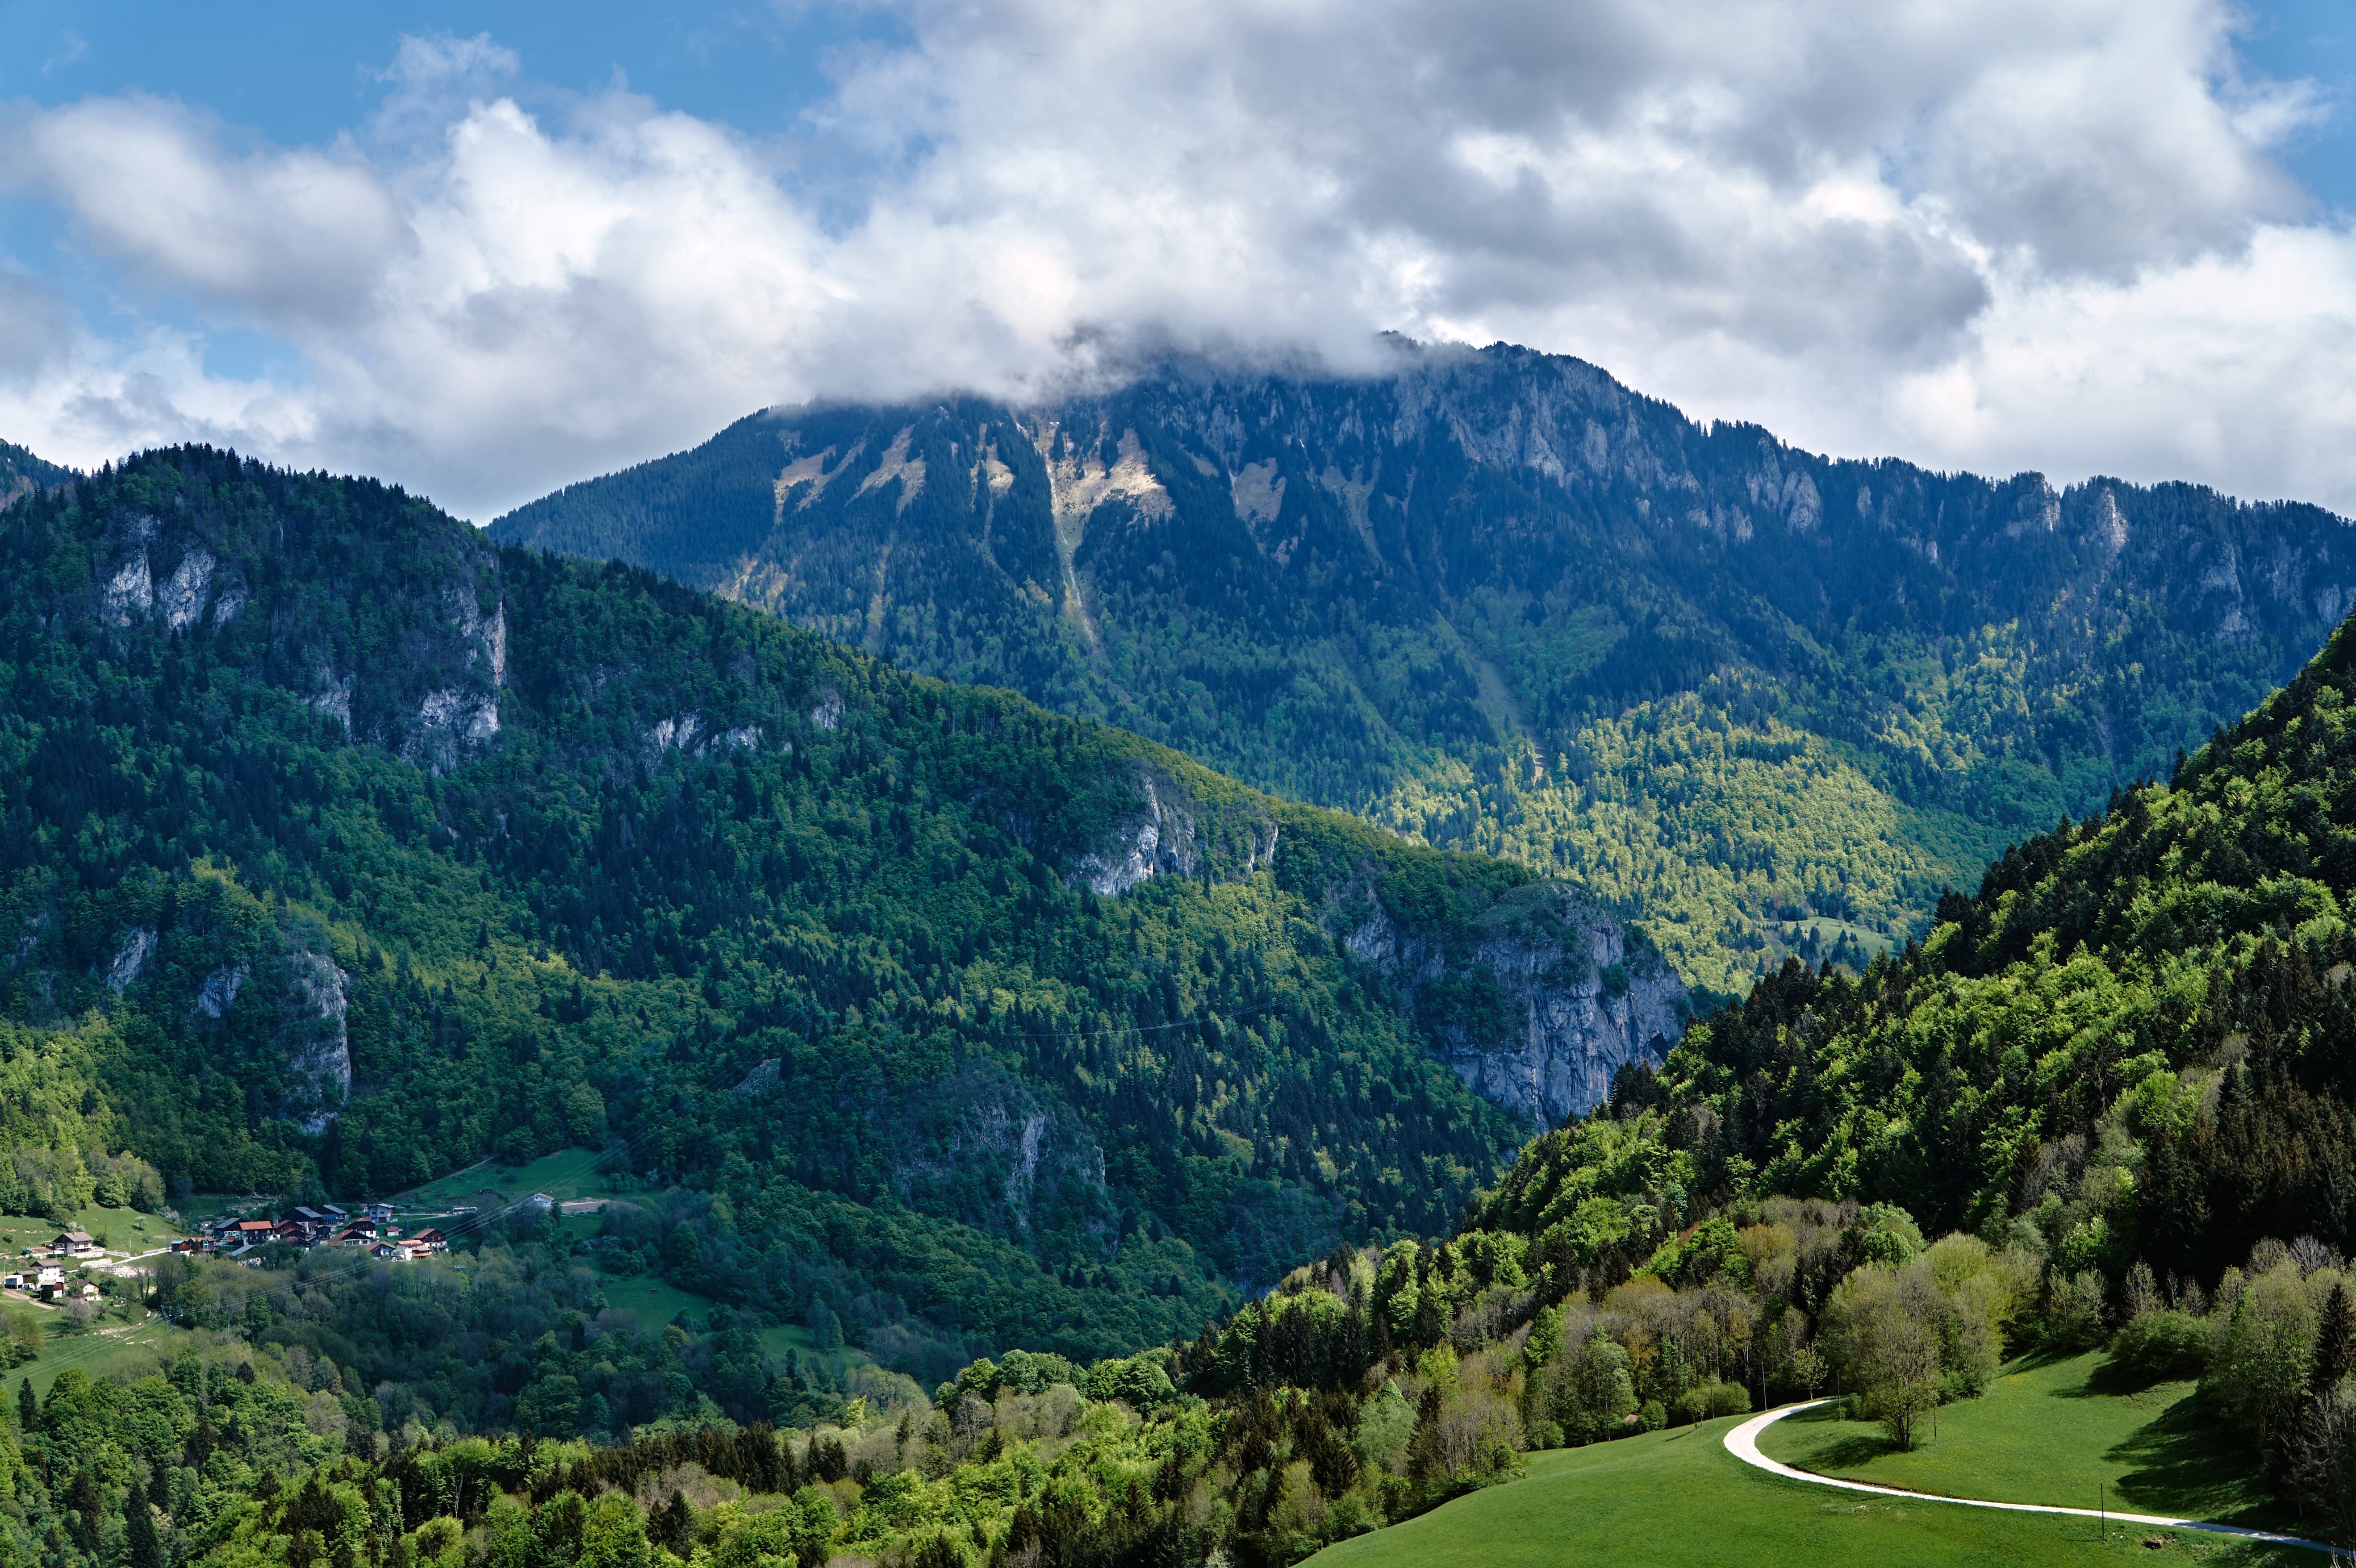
[398,1146,645,1213]
[1314,1355,2318,1568]
[1308,1412,2315,1568]
[1757,1352,2287,1533]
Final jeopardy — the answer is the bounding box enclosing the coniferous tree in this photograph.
[126,1481,164,1568]
[2320,1282,2356,1395]
[654,1491,692,1558]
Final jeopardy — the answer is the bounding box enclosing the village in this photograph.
[0,1185,580,1323]
[171,1196,517,1265]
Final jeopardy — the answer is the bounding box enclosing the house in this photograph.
[2,1274,21,1291]
[49,1232,94,1257]
[327,1226,372,1247]
[293,1207,323,1223]
[370,1241,406,1260]
[234,1220,274,1243]
[36,1267,62,1289]
[75,1283,97,1302]
[168,1239,202,1254]
[270,1220,306,1246]
[410,1228,447,1252]
[321,1204,347,1220]
[366,1203,394,1224]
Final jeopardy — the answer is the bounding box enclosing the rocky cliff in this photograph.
[1320,875,1685,1126]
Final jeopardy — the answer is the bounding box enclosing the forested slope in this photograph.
[0,445,1696,1414]
[494,343,2356,993]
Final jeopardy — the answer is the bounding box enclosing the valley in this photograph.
[1,360,2355,1565]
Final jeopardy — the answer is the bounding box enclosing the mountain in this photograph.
[0,436,69,509]
[492,341,2356,997]
[0,446,1697,1416]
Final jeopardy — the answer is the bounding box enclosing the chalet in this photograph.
[270,1220,306,1245]
[293,1207,324,1224]
[370,1241,407,1260]
[168,1239,202,1254]
[48,1232,94,1257]
[234,1220,274,1243]
[327,1226,372,1247]
[366,1203,394,1224]
[35,1267,61,1289]
[321,1205,347,1220]
[75,1283,97,1302]
[410,1228,448,1252]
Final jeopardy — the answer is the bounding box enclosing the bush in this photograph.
[2110,1310,2209,1380]
[1527,1419,1564,1450]
[1637,1399,1667,1433]
[1702,1380,1754,1418]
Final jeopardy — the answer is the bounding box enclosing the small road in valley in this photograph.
[1724,1401,2345,1557]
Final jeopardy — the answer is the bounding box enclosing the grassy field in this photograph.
[1308,1413,2318,1567]
[0,1207,187,1259]
[12,1316,186,1397]
[1758,1352,2286,1531]
[400,1147,647,1214]
[589,1272,885,1384]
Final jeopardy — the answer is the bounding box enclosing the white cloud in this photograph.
[0,0,2351,521]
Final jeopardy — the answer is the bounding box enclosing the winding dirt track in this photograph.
[1723,1400,2345,1558]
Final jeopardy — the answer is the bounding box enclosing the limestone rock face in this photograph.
[282,950,353,1135]
[1069,767,1280,896]
[1333,880,1688,1126]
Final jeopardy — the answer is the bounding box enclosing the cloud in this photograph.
[41,31,87,77]
[2,94,404,325]
[0,1,2350,521]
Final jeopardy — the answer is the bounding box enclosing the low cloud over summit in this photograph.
[0,0,2347,517]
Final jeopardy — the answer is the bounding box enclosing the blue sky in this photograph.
[2237,0,2355,207]
[1,1,2352,521]
[0,4,887,142]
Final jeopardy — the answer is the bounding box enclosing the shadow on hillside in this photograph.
[1801,1432,1905,1470]
[2106,1391,2272,1525]
[2080,1356,2194,1398]
[2008,1344,2096,1379]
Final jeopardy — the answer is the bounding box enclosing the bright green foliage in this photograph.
[492,349,2356,994]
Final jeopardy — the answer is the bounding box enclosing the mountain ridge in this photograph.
[491,341,2356,995]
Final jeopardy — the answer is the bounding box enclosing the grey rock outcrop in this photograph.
[1069,766,1280,896]
[282,950,353,1134]
[1331,880,1687,1126]
[877,1067,1110,1239]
